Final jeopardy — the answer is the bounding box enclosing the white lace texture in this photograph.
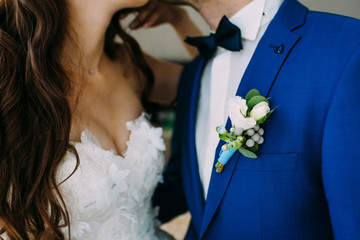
[56,113,166,240]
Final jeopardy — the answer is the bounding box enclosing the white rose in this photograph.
[227,97,256,131]
[228,96,248,116]
[250,101,270,121]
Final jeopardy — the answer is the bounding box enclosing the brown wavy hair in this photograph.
[0,0,154,239]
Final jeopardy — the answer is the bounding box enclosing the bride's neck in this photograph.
[61,3,116,76]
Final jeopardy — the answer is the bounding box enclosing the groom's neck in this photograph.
[196,0,253,30]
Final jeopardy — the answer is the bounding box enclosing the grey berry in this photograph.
[252,133,260,142]
[234,128,243,135]
[246,129,255,136]
[258,128,264,135]
[246,139,255,148]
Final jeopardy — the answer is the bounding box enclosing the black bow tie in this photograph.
[185,16,243,60]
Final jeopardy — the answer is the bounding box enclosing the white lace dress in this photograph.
[0,113,168,240]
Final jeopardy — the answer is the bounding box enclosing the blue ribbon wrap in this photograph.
[218,146,236,165]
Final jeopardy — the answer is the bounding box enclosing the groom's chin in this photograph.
[158,0,192,6]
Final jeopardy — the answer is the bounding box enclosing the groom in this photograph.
[154,0,360,239]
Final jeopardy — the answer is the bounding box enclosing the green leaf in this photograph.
[267,107,277,118]
[256,115,267,124]
[218,133,231,142]
[245,89,261,102]
[247,96,269,110]
[238,148,258,158]
[256,106,277,124]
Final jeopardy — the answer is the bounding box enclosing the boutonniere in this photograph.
[215,89,276,173]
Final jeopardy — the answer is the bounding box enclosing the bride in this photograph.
[0,0,199,239]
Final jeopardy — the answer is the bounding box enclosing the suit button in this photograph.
[273,44,284,54]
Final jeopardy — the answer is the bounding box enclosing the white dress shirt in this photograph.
[195,0,284,199]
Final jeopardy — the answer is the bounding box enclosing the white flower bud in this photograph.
[250,101,270,121]
[253,124,260,131]
[230,127,235,133]
[258,137,264,144]
[237,136,245,142]
[221,144,228,151]
[246,129,255,136]
[233,140,241,149]
[217,125,226,134]
[258,128,264,135]
[252,133,260,142]
[246,139,255,148]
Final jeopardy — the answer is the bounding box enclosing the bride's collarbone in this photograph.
[70,83,144,156]
[78,63,143,108]
[86,71,141,98]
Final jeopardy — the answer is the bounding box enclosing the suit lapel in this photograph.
[199,0,308,238]
[183,57,207,234]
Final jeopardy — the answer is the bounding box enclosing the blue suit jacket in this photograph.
[154,0,360,239]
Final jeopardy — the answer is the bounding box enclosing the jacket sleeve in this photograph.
[152,60,194,223]
[321,45,360,239]
[152,110,188,223]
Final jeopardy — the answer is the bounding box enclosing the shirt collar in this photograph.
[230,0,284,41]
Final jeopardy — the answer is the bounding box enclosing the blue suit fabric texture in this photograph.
[153,0,360,239]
